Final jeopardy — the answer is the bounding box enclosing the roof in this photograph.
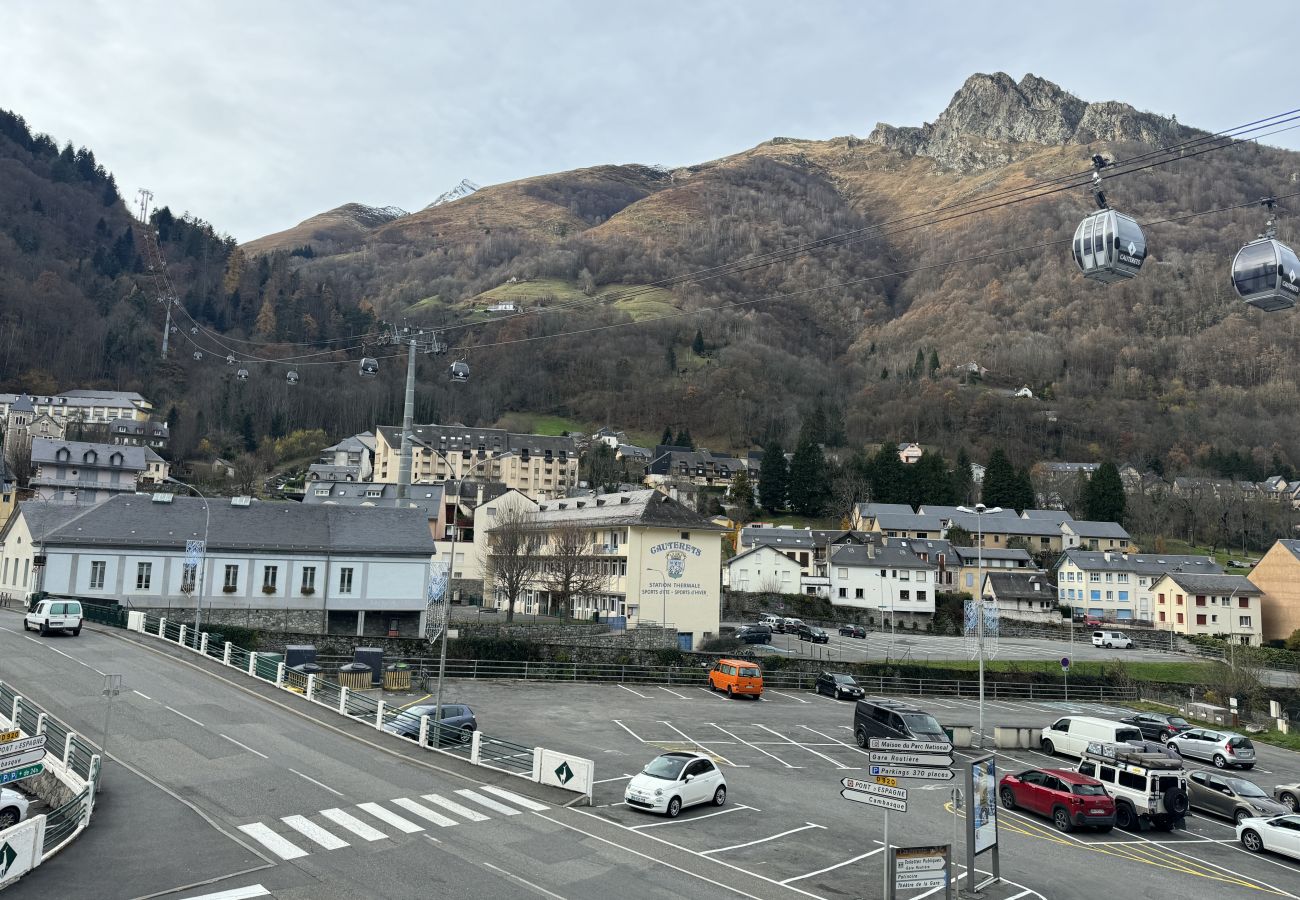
[303,481,444,516]
[984,571,1055,600]
[947,515,1061,537]
[308,463,361,481]
[532,489,725,531]
[9,394,34,413]
[377,423,577,456]
[649,450,752,476]
[143,447,165,463]
[1057,550,1223,577]
[740,527,873,550]
[726,544,801,567]
[1156,573,1260,595]
[874,513,946,532]
[105,417,168,436]
[1021,508,1074,522]
[918,505,1017,520]
[617,444,650,458]
[856,502,915,518]
[12,502,85,540]
[30,438,147,471]
[322,433,374,455]
[25,495,435,555]
[1275,539,1300,562]
[889,537,953,559]
[829,543,935,569]
[1040,462,1099,473]
[57,389,148,403]
[1065,520,1131,539]
[952,546,1034,565]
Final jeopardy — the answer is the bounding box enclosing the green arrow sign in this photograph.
[554,761,574,785]
[0,841,16,880]
[0,764,42,786]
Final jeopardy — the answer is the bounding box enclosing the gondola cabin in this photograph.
[359,357,379,377]
[236,368,249,381]
[449,361,470,383]
[286,370,300,386]
[1232,237,1300,312]
[1072,209,1146,283]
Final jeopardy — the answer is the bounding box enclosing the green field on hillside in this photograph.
[1158,539,1258,574]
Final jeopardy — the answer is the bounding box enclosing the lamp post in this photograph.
[165,476,210,638]
[957,503,1002,749]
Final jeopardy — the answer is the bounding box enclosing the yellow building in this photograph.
[1247,540,1300,642]
[373,425,579,499]
[1150,573,1263,645]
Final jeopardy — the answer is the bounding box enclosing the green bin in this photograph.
[255,652,284,680]
[384,663,412,691]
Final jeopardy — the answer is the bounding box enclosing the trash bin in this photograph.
[285,644,317,668]
[338,662,372,690]
[285,662,322,691]
[384,663,412,691]
[255,652,284,681]
[354,648,384,687]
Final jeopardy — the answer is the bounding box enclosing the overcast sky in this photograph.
[4,1,1298,243]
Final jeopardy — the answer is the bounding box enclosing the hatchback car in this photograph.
[1238,814,1300,861]
[779,617,805,634]
[0,787,30,829]
[24,599,83,636]
[1120,712,1192,743]
[1168,728,1256,769]
[796,624,829,644]
[1274,781,1300,812]
[839,624,866,638]
[815,672,864,700]
[382,703,477,745]
[1188,771,1289,823]
[625,751,726,818]
[999,768,1115,832]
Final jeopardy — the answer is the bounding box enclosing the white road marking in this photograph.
[659,686,691,700]
[751,723,850,769]
[618,684,651,699]
[420,792,490,821]
[1002,891,1033,900]
[133,690,153,701]
[480,784,550,811]
[921,696,960,708]
[768,690,809,704]
[593,773,635,784]
[357,801,424,833]
[320,807,386,841]
[237,823,308,860]
[166,706,205,727]
[455,788,522,816]
[219,733,269,759]
[909,869,968,899]
[697,687,728,701]
[707,722,789,768]
[290,768,345,797]
[391,797,458,827]
[629,804,756,829]
[483,862,569,900]
[663,720,738,766]
[702,822,824,855]
[780,846,885,884]
[796,724,871,758]
[612,719,647,742]
[175,884,271,900]
[281,814,349,849]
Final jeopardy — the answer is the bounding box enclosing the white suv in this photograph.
[1075,741,1189,831]
[25,599,83,636]
[1092,630,1133,649]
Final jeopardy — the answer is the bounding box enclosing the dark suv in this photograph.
[839,624,866,638]
[735,625,772,645]
[1120,712,1191,743]
[854,699,947,748]
[796,624,829,644]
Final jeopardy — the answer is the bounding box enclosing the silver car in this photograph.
[1187,771,1288,823]
[1167,728,1256,769]
[1274,782,1300,812]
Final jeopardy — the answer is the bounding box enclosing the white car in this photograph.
[1238,814,1300,861]
[625,751,726,818]
[1091,630,1132,649]
[0,787,31,829]
[24,599,83,637]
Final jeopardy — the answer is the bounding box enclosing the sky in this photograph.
[3,1,1298,243]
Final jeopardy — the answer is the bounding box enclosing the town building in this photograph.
[736,527,875,595]
[982,572,1059,624]
[724,544,803,594]
[373,424,579,499]
[896,443,924,465]
[1061,520,1133,551]
[827,543,938,627]
[0,459,14,534]
[0,496,436,636]
[311,432,375,482]
[953,547,1038,593]
[82,417,170,450]
[303,480,445,538]
[1054,550,1223,624]
[1148,572,1262,644]
[1246,540,1300,642]
[1,395,66,458]
[645,449,757,487]
[0,390,153,429]
[28,438,156,504]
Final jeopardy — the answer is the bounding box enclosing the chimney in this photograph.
[1103,551,1111,562]
[867,543,876,560]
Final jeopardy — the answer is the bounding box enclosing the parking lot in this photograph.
[444,679,1300,900]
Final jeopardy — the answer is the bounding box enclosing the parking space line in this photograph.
[702,822,824,855]
[920,696,960,708]
[628,803,758,829]
[612,719,648,743]
[619,685,652,699]
[697,687,728,701]
[663,721,739,766]
[594,773,635,784]
[659,686,691,700]
[797,724,871,758]
[708,723,794,768]
[768,690,809,704]
[780,846,884,883]
[752,723,851,769]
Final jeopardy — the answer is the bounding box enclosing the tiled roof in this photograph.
[829,543,935,569]
[985,572,1055,600]
[1159,573,1259,595]
[1057,550,1222,577]
[1065,520,1131,539]
[533,489,724,530]
[31,438,147,470]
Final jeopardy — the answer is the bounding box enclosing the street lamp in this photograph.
[645,566,668,626]
[957,503,1002,749]
[165,476,210,638]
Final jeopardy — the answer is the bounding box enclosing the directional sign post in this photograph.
[869,751,954,767]
[1062,656,1070,701]
[0,749,46,774]
[840,788,907,812]
[0,735,46,758]
[869,738,953,754]
[888,845,952,900]
[0,764,43,786]
[842,777,908,801]
[0,730,19,745]
[870,764,955,781]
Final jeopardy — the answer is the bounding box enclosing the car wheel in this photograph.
[1213,754,1227,769]
[855,728,868,749]
[1041,739,1056,755]
[1235,808,1251,825]
[1280,792,1298,812]
[1104,642,1112,649]
[1158,732,1170,743]
[999,786,1017,810]
[73,626,81,636]
[39,622,48,636]
[713,785,726,807]
[727,686,734,699]
[1052,807,1074,833]
[1115,803,1136,831]
[0,807,18,829]
[1241,829,1264,853]
[21,620,29,632]
[666,796,682,818]
[459,726,474,744]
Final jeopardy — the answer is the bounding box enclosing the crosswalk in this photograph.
[237,784,548,860]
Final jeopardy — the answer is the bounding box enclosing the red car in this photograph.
[999,768,1115,833]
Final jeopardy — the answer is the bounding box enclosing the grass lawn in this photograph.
[891,657,1218,684]
[495,413,587,437]
[463,279,677,320]
[1157,539,1258,574]
[1125,699,1300,752]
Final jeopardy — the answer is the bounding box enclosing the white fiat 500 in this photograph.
[625,752,727,818]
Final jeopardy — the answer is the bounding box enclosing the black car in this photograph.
[838,624,866,638]
[815,672,865,700]
[796,624,829,644]
[1120,712,1192,743]
[735,625,772,645]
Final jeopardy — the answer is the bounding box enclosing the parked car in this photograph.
[838,624,866,638]
[1238,814,1300,861]
[382,703,477,745]
[1120,712,1192,743]
[758,614,782,630]
[1040,716,1144,758]
[625,751,727,818]
[1273,782,1300,812]
[1092,630,1133,649]
[1188,771,1289,823]
[815,672,864,700]
[999,768,1115,832]
[1077,615,1103,627]
[796,625,830,644]
[707,659,763,699]
[24,599,83,637]
[734,625,772,645]
[854,699,947,748]
[779,617,805,634]
[1167,728,1256,769]
[0,787,30,829]
[1075,743,1189,831]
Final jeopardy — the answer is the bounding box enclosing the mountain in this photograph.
[241,202,409,256]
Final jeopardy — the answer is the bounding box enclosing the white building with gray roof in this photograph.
[828,543,938,626]
[1054,549,1222,625]
[29,438,150,504]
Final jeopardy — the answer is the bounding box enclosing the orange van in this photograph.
[707,659,763,699]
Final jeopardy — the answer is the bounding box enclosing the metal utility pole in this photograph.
[958,504,1002,749]
[101,673,123,761]
[137,187,175,360]
[397,338,417,499]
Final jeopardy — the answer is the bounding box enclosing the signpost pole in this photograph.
[883,808,890,900]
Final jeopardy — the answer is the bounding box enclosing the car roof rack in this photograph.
[1083,741,1183,769]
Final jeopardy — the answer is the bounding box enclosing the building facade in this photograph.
[1247,540,1300,642]
[29,438,150,504]
[1054,550,1223,624]
[1149,573,1262,644]
[0,390,152,425]
[373,424,579,498]
[982,572,1059,624]
[723,544,803,594]
[827,543,938,626]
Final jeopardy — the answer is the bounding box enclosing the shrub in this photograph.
[701,636,742,653]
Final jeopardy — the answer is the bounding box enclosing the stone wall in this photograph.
[134,606,423,637]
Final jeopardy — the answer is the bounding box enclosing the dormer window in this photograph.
[83,450,97,464]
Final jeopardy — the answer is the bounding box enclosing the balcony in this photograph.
[593,544,625,556]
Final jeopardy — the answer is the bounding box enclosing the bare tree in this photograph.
[541,523,608,619]
[484,506,544,623]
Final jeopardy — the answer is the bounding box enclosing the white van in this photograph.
[1041,716,1143,758]
[24,599,83,637]
[1092,630,1133,649]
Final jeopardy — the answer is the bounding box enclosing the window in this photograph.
[1089,572,1100,582]
[339,567,354,593]
[917,571,927,583]
[1159,611,1166,622]
[1196,595,1206,606]
[1,559,7,583]
[301,566,316,591]
[263,566,278,590]
[1196,614,1207,626]
[1176,612,1184,624]
[1105,573,1113,583]
[1117,573,1129,583]
[680,532,691,540]
[917,591,927,602]
[899,590,910,601]
[1090,590,1100,601]
[838,587,847,598]
[855,588,864,599]
[965,573,974,587]
[1105,591,1113,601]
[1176,594,1184,606]
[838,568,848,579]
[89,561,106,590]
[1239,597,1250,608]
[1118,591,1129,602]
[224,565,239,589]
[1118,770,1146,791]
[136,562,152,590]
[1158,592,1165,605]
[899,571,909,581]
[1239,615,1251,627]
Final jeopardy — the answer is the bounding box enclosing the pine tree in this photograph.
[868,444,909,504]
[692,329,706,355]
[1082,460,1127,524]
[240,412,257,452]
[661,426,674,445]
[664,344,677,374]
[912,347,925,379]
[952,448,974,504]
[787,436,829,516]
[824,400,847,447]
[906,452,955,507]
[673,429,693,449]
[981,449,1018,509]
[1012,467,1037,511]
[727,470,757,521]
[928,348,940,378]
[758,442,788,511]
[801,403,829,447]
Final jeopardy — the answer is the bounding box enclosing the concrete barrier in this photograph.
[994,726,1043,750]
[943,725,974,748]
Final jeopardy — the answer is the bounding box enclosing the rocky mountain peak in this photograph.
[869,72,1191,171]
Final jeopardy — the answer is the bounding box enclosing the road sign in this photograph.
[871,764,955,781]
[840,788,907,812]
[0,736,46,758]
[843,777,908,799]
[0,731,18,745]
[894,876,947,890]
[1061,656,1071,671]
[0,749,46,774]
[869,751,953,767]
[0,764,42,785]
[896,851,947,874]
[554,761,574,785]
[869,738,953,754]
[876,775,898,788]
